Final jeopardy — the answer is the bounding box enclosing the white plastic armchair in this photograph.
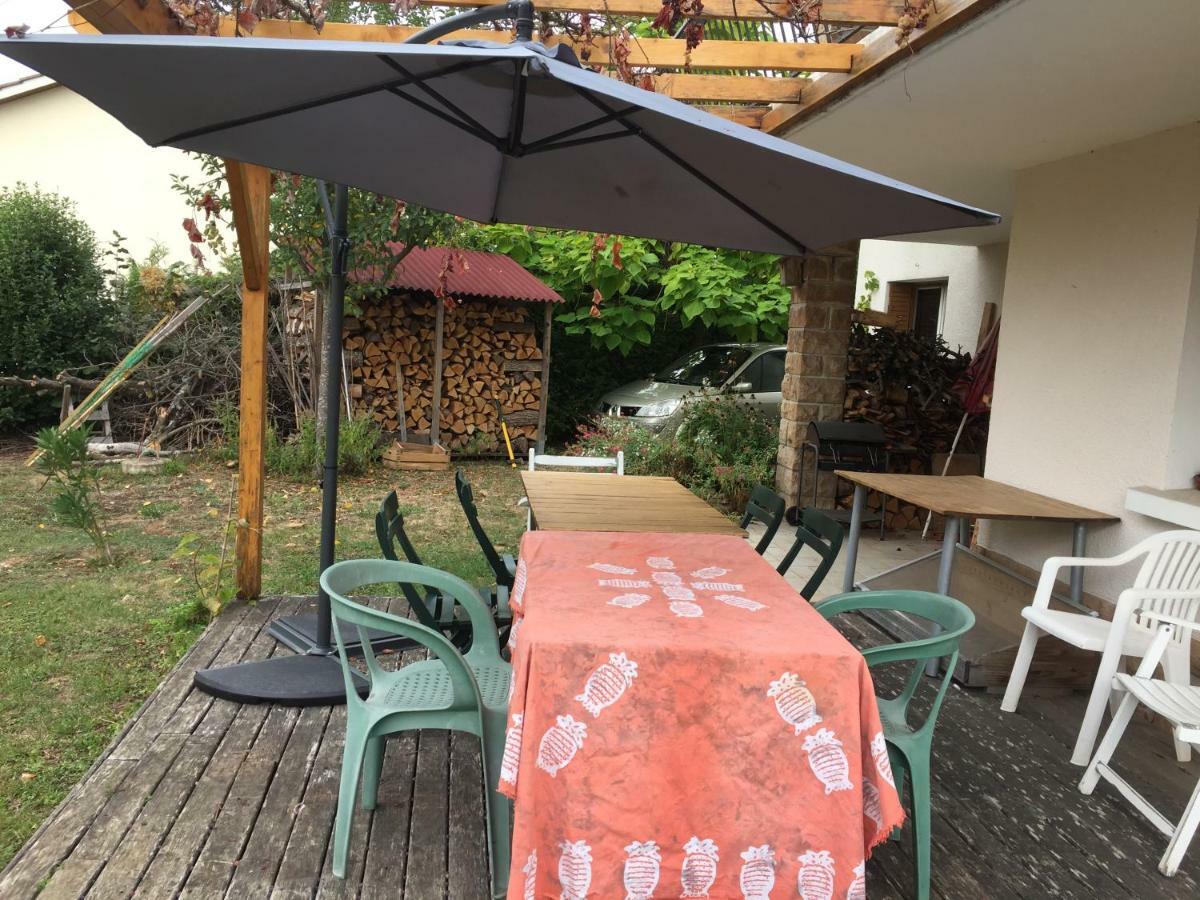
[1080,608,1200,876]
[1001,530,1200,766]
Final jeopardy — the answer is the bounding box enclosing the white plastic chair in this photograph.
[519,449,625,528]
[1001,530,1200,766]
[1080,610,1200,876]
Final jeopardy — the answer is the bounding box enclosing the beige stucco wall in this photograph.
[0,83,215,264]
[854,240,1008,353]
[980,123,1200,602]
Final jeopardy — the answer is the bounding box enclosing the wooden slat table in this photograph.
[519,471,745,535]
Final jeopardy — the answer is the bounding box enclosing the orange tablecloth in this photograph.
[500,531,904,900]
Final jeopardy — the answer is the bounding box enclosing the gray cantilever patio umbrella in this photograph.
[1,6,998,705]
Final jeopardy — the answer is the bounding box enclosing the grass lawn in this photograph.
[0,444,526,869]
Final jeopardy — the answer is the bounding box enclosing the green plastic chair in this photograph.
[740,483,787,555]
[775,506,844,599]
[321,559,512,898]
[455,469,516,590]
[813,590,975,900]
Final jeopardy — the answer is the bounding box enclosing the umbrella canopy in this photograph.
[0,33,998,254]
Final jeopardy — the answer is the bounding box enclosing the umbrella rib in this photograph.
[568,85,811,255]
[517,106,642,155]
[385,87,502,148]
[158,57,495,146]
[379,57,502,147]
[520,130,638,156]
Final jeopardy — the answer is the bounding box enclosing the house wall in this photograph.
[980,123,1200,602]
[0,82,215,264]
[854,240,1009,353]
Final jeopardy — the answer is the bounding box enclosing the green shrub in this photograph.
[265,413,385,479]
[33,425,114,564]
[0,186,118,430]
[570,393,778,513]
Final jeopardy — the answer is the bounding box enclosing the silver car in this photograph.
[597,343,786,433]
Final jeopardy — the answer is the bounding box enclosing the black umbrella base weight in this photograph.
[268,612,415,656]
[193,654,367,707]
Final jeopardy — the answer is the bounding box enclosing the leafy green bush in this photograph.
[570,393,778,513]
[265,413,385,479]
[0,186,118,430]
[33,425,114,564]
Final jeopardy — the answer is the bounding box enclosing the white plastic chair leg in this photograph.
[1072,646,1126,766]
[1001,622,1042,713]
[1162,651,1194,763]
[1160,771,1200,877]
[1079,691,1140,794]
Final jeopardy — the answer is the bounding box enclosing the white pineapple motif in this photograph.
[599,578,651,589]
[652,571,683,586]
[681,837,719,898]
[862,780,883,829]
[669,600,704,618]
[870,732,894,787]
[523,849,538,900]
[558,840,593,900]
[691,581,745,592]
[738,845,776,900]
[575,652,638,717]
[690,566,728,579]
[715,594,766,612]
[536,715,587,777]
[846,862,866,900]
[622,841,662,900]
[609,592,651,609]
[767,672,822,734]
[508,615,522,653]
[512,559,529,609]
[590,562,637,575]
[646,556,675,569]
[662,585,697,601]
[797,850,836,900]
[500,713,523,785]
[804,729,853,794]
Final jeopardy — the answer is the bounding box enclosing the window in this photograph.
[655,346,753,387]
[911,284,945,341]
[758,350,786,393]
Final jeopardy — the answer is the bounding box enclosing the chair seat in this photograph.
[1021,607,1159,654]
[373,658,511,712]
[1114,675,1200,742]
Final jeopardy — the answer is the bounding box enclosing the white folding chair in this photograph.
[520,449,625,528]
[1001,530,1200,765]
[1080,610,1200,876]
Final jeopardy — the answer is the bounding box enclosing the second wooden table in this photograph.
[520,471,745,535]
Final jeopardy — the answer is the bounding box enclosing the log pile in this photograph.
[837,325,990,532]
[339,293,545,452]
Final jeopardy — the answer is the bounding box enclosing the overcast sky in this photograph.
[0,0,70,84]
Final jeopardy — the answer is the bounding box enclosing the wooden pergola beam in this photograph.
[763,0,1006,133]
[431,0,903,24]
[65,0,185,35]
[650,72,804,104]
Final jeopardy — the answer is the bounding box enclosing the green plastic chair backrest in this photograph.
[740,483,787,554]
[776,506,845,599]
[321,559,503,711]
[814,589,975,739]
[374,491,443,631]
[455,469,513,588]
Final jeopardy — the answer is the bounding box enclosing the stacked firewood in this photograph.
[342,293,544,451]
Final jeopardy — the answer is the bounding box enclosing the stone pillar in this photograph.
[775,241,859,509]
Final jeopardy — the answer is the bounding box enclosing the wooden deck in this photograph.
[2,593,1199,899]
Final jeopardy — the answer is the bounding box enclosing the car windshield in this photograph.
[655,347,753,387]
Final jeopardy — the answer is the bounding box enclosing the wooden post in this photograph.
[431,298,445,445]
[227,161,272,600]
[536,303,553,453]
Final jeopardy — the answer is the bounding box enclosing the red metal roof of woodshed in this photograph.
[378,243,562,303]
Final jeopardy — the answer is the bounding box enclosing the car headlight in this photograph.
[637,399,681,418]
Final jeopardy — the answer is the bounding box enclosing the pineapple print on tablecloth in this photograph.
[500,713,523,785]
[609,592,651,609]
[768,672,822,734]
[512,559,529,609]
[691,566,728,579]
[522,849,537,900]
[681,837,719,898]
[804,729,854,794]
[590,562,637,575]
[652,571,683,586]
[715,594,766,612]
[797,850,836,900]
[692,581,745,593]
[537,715,588,777]
[847,861,866,900]
[862,779,883,830]
[558,840,593,900]
[623,840,662,900]
[670,600,704,618]
[738,845,776,900]
[663,585,697,601]
[575,652,638,717]
[600,578,651,589]
[870,732,895,787]
[508,616,522,654]
[646,556,675,569]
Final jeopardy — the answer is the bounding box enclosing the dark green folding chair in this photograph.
[776,506,844,599]
[455,469,516,590]
[813,590,975,900]
[741,483,787,555]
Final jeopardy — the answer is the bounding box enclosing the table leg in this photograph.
[1070,522,1098,617]
[927,515,960,676]
[841,484,867,593]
